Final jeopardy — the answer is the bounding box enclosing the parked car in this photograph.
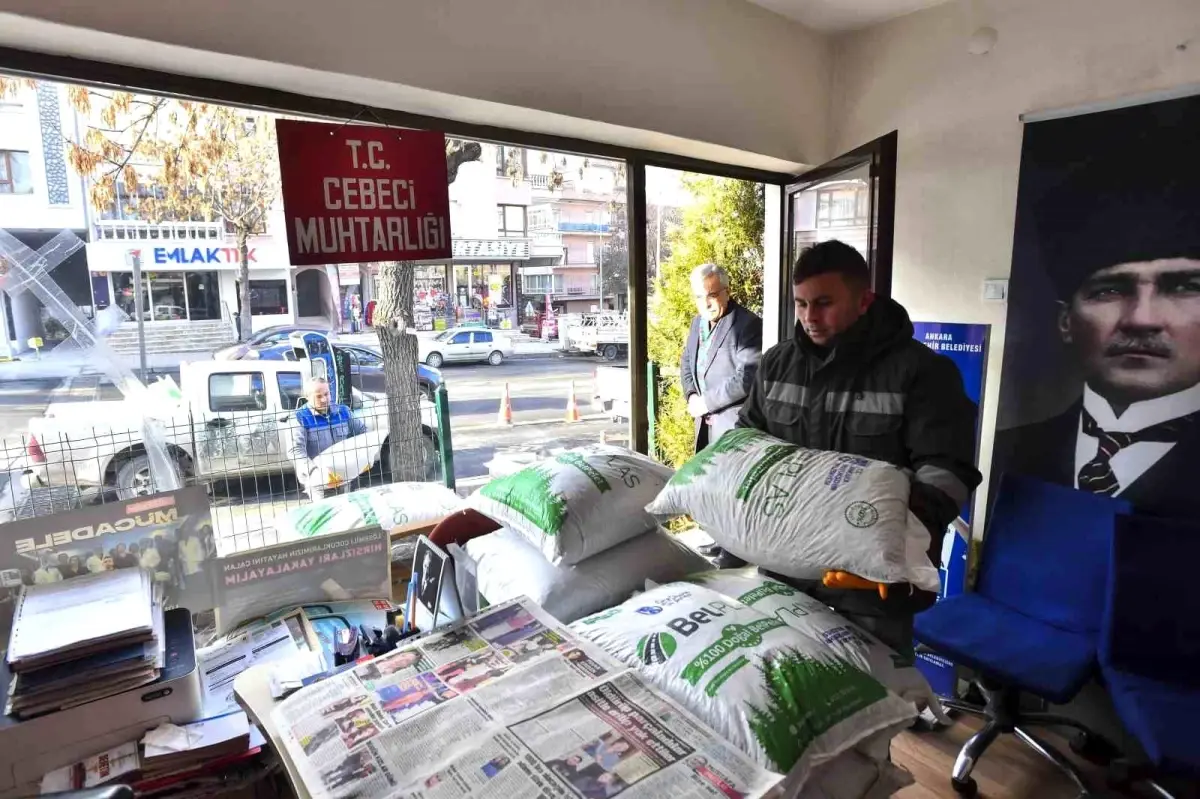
[418,328,514,368]
[212,324,333,360]
[253,343,442,402]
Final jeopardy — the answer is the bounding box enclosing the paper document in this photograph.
[7,568,154,668]
[272,597,781,799]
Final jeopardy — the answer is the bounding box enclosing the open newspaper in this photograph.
[272,597,782,799]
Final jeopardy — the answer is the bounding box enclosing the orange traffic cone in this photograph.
[565,380,582,423]
[498,382,513,426]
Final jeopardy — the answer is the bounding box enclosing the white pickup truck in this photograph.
[14,360,439,503]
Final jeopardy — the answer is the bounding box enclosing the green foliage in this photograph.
[745,648,888,771]
[650,175,765,468]
[479,465,567,536]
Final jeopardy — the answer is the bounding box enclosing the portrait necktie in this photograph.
[1077,408,1193,495]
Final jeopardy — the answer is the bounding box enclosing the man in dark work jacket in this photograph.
[737,240,981,654]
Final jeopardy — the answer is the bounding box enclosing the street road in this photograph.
[0,354,632,517]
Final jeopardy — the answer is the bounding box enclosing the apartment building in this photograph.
[0,81,93,358]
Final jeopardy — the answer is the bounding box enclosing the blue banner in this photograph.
[912,322,989,699]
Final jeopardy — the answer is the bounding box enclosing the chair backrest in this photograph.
[977,473,1130,634]
[1102,514,1200,686]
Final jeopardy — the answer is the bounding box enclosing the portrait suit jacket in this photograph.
[992,400,1200,519]
[680,301,763,451]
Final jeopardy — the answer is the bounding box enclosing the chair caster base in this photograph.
[1068,730,1120,766]
[951,776,978,797]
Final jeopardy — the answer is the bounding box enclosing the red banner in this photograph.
[275,120,451,265]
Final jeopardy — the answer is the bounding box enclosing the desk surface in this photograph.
[233,665,311,799]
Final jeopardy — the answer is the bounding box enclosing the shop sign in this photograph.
[275,120,451,266]
[127,247,257,266]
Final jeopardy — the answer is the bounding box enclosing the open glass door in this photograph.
[779,131,897,338]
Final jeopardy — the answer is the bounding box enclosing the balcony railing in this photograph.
[94,220,225,241]
[528,174,551,189]
[558,222,610,234]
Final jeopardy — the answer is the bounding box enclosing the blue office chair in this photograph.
[1100,514,1200,798]
[914,473,1130,797]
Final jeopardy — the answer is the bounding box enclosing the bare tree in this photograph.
[372,140,482,481]
[59,87,278,340]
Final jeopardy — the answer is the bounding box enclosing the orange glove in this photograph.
[822,570,890,600]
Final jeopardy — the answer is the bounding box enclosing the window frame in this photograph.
[0,150,33,195]
[208,371,268,413]
[497,204,528,237]
[276,371,305,410]
[247,279,290,316]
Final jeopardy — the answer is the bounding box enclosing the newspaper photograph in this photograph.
[271,597,781,799]
[0,486,215,643]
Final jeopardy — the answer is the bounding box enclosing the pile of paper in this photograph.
[4,568,164,719]
[141,712,253,775]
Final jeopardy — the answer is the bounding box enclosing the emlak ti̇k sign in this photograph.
[275,120,451,266]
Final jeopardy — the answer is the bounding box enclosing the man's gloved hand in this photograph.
[822,570,892,600]
[687,393,708,418]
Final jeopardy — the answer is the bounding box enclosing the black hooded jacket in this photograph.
[737,296,982,615]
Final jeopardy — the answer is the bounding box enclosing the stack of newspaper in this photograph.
[272,597,782,799]
[4,568,165,719]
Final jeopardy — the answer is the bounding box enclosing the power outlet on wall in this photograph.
[982,279,1008,302]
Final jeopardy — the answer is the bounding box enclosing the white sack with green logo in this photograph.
[684,569,948,722]
[464,525,711,623]
[569,583,915,784]
[466,445,674,565]
[275,482,461,543]
[646,428,940,591]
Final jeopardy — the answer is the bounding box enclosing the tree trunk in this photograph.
[373,260,427,481]
[238,234,252,342]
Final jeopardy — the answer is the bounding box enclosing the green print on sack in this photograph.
[670,427,764,487]
[479,465,569,536]
[736,581,797,607]
[680,617,785,685]
[295,504,338,537]
[704,655,750,697]
[348,491,381,526]
[736,444,797,502]
[555,452,612,494]
[746,649,890,771]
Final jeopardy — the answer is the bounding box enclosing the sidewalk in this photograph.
[0,346,227,381]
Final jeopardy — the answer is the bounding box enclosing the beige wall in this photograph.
[829,0,1200,522]
[0,1,828,170]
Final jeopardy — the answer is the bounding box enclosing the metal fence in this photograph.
[0,386,454,556]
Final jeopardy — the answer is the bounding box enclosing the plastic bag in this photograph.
[570,583,915,783]
[466,445,673,565]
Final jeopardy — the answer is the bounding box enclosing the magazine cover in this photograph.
[215,526,390,633]
[0,487,216,645]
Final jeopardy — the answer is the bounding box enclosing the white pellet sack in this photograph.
[646,428,940,591]
[466,445,674,565]
[685,569,947,722]
[569,583,915,785]
[276,482,462,542]
[309,428,387,489]
[464,526,711,623]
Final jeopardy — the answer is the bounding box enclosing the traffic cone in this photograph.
[565,380,582,423]
[497,382,513,426]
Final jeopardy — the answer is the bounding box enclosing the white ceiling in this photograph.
[747,0,953,32]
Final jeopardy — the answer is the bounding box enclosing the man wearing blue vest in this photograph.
[290,376,366,500]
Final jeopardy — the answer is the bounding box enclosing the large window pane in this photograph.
[646,167,766,467]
